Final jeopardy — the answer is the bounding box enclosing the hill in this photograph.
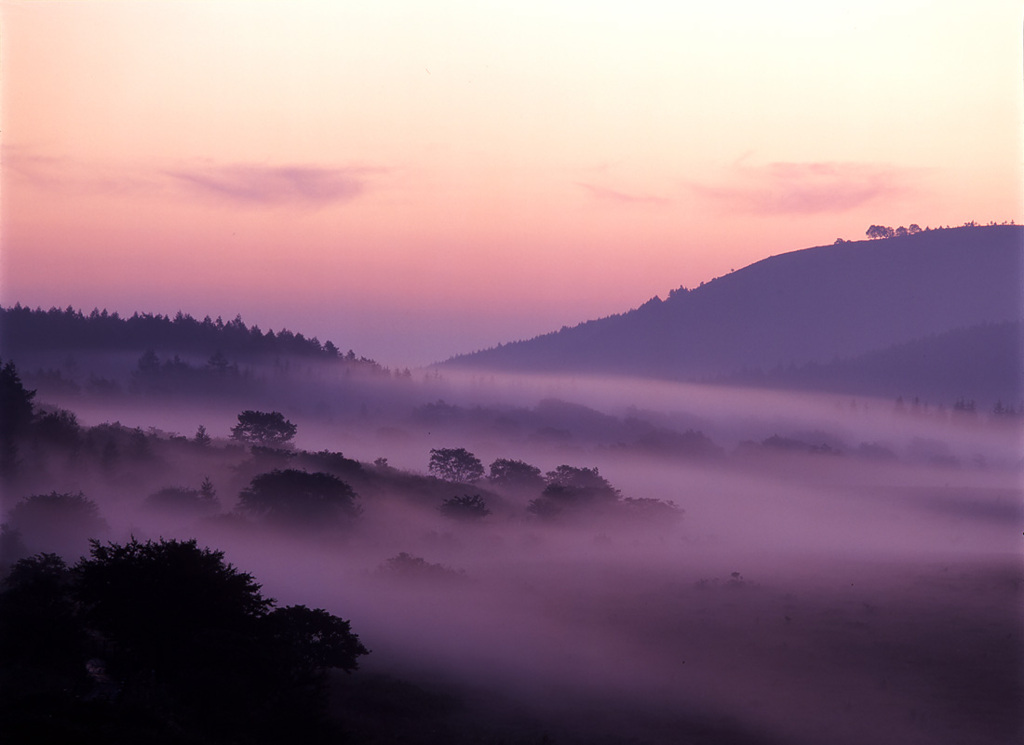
[443,226,1023,398]
[728,320,1023,405]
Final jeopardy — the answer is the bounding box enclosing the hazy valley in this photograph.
[1,227,1021,744]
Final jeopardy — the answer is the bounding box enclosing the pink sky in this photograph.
[2,1,1021,366]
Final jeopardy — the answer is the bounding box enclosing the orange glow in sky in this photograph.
[2,1,1021,365]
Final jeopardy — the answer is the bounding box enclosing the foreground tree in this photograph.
[230,410,297,448]
[0,538,368,743]
[428,447,484,483]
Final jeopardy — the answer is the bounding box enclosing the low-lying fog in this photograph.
[6,366,1022,744]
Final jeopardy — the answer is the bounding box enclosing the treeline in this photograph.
[0,304,380,368]
[836,219,1017,243]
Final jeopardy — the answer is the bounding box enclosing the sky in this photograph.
[2,0,1021,367]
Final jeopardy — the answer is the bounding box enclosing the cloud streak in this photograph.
[577,182,670,206]
[165,164,382,206]
[3,147,166,197]
[2,147,382,208]
[690,162,914,215]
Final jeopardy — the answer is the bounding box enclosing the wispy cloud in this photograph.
[3,147,382,208]
[3,147,165,197]
[165,164,382,206]
[577,182,670,206]
[690,161,914,214]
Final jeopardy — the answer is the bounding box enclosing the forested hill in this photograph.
[443,225,1023,384]
[0,305,379,369]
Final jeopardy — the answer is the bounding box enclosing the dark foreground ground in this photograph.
[325,557,1023,745]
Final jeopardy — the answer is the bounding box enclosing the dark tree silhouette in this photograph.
[378,552,465,581]
[543,465,620,501]
[439,494,491,520]
[487,458,545,491]
[231,410,297,448]
[0,359,35,474]
[193,424,212,447]
[428,447,484,482]
[32,409,82,450]
[527,465,621,519]
[866,224,895,239]
[239,469,362,525]
[0,538,369,743]
[263,604,370,696]
[0,552,88,734]
[4,492,108,558]
[136,348,160,375]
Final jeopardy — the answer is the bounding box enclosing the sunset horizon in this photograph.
[3,0,1021,366]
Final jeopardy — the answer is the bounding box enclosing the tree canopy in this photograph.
[231,410,298,448]
[527,465,622,519]
[239,469,362,525]
[0,538,368,743]
[3,492,108,557]
[428,447,484,483]
[439,494,491,520]
[866,223,922,239]
[487,458,544,491]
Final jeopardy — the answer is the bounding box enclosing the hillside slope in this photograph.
[445,226,1023,384]
[729,320,1023,405]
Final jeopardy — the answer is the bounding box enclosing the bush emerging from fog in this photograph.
[0,538,369,743]
[239,469,362,526]
[542,466,618,501]
[378,552,465,581]
[145,477,220,516]
[230,409,297,448]
[298,449,365,479]
[32,408,82,449]
[528,466,623,520]
[544,465,621,499]
[487,458,545,492]
[429,447,484,483]
[3,492,108,558]
[630,427,724,459]
[439,494,491,521]
[618,497,684,523]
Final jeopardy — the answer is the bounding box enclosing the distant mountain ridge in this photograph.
[728,320,1023,405]
[443,226,1023,398]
